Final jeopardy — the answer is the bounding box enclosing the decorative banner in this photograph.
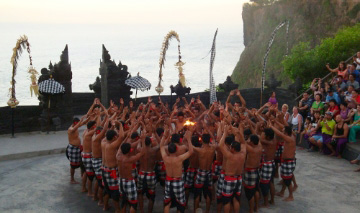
[209,29,218,104]
[156,30,185,95]
[8,35,36,108]
[261,20,289,92]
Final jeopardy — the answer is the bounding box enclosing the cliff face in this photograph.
[232,0,360,88]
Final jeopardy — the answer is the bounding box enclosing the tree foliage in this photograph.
[282,23,360,84]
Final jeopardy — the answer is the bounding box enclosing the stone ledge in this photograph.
[0,148,66,162]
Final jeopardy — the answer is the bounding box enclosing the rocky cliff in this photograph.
[232,0,360,88]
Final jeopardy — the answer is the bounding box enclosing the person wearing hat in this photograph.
[316,112,336,154]
[325,89,341,105]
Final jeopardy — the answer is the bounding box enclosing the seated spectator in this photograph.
[348,104,360,143]
[330,115,348,158]
[347,74,360,90]
[319,112,336,154]
[300,116,312,145]
[345,85,355,108]
[337,88,346,104]
[307,112,322,151]
[339,102,351,123]
[268,91,278,107]
[281,104,290,123]
[326,61,348,79]
[325,89,341,105]
[330,75,346,91]
[311,94,324,115]
[298,92,313,119]
[352,51,360,71]
[327,99,339,117]
[290,106,302,134]
[350,89,360,106]
[348,63,360,82]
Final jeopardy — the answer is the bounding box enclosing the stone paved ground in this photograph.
[0,148,360,213]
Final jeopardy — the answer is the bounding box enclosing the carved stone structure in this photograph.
[288,77,303,95]
[170,81,191,97]
[89,77,101,99]
[38,45,73,131]
[265,73,282,90]
[218,76,239,92]
[90,45,132,107]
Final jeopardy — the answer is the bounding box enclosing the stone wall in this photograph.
[0,88,296,135]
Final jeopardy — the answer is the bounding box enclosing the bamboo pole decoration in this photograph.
[156,30,185,95]
[8,35,37,108]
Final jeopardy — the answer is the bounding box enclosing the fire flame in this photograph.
[184,120,196,126]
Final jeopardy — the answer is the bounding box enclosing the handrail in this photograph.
[295,53,357,101]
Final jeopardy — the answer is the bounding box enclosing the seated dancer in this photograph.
[184,136,200,205]
[243,133,262,213]
[219,125,246,213]
[66,115,88,184]
[91,115,109,206]
[137,136,160,213]
[259,128,277,207]
[193,133,216,213]
[117,131,146,213]
[160,126,194,213]
[102,127,124,211]
[270,124,297,201]
[82,120,97,196]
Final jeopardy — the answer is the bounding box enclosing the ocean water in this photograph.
[0,23,244,106]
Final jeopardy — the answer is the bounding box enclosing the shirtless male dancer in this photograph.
[117,131,146,213]
[184,136,200,206]
[160,127,194,213]
[270,124,297,201]
[219,125,246,213]
[82,120,97,196]
[91,116,109,205]
[102,127,124,212]
[137,136,160,213]
[243,133,262,213]
[193,133,216,213]
[259,128,277,207]
[66,116,88,184]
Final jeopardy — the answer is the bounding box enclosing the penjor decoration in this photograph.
[209,29,218,104]
[156,30,185,95]
[8,35,37,108]
[261,20,289,104]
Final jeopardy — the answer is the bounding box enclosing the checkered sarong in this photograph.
[275,141,284,160]
[119,178,138,204]
[66,144,81,167]
[81,152,94,176]
[156,161,166,181]
[280,158,296,180]
[221,175,242,198]
[216,171,225,200]
[164,176,186,207]
[102,166,119,190]
[91,158,102,180]
[195,169,212,189]
[137,171,156,195]
[212,161,222,180]
[184,167,197,189]
[260,160,275,184]
[243,168,259,189]
[132,164,138,181]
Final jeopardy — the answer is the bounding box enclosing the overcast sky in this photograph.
[0,0,250,26]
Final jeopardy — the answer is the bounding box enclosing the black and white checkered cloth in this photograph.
[81,152,94,176]
[216,172,225,200]
[275,142,285,159]
[156,161,166,181]
[137,171,156,195]
[184,167,197,188]
[221,175,242,198]
[66,144,81,166]
[244,168,259,189]
[38,79,65,94]
[164,177,186,207]
[132,166,138,181]
[212,161,222,181]
[91,158,102,180]
[102,166,119,190]
[125,76,151,91]
[119,178,138,204]
[281,159,296,180]
[260,160,275,184]
[194,169,212,189]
